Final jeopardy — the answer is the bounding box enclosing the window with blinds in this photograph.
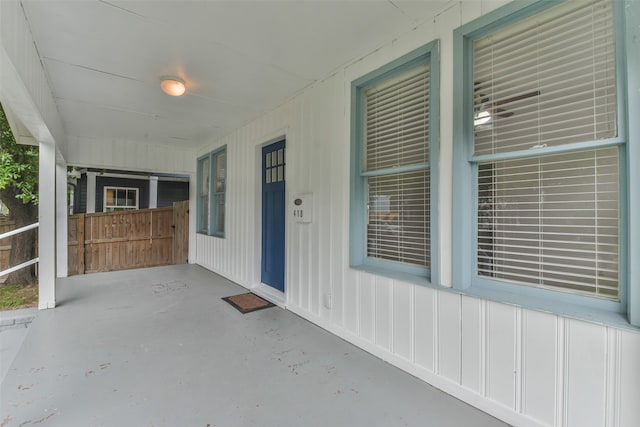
[478,147,619,298]
[364,63,430,268]
[197,146,226,237]
[197,156,210,233]
[472,0,620,300]
[213,150,226,236]
[473,0,617,156]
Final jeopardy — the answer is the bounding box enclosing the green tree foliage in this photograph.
[0,102,39,285]
[0,104,38,204]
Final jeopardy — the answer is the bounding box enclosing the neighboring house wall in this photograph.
[73,175,87,215]
[73,175,188,213]
[95,176,149,212]
[194,2,640,427]
[157,181,189,208]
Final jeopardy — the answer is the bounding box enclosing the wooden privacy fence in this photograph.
[0,220,15,280]
[68,201,188,276]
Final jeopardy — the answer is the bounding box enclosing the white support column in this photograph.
[149,176,158,209]
[86,171,97,213]
[38,141,56,309]
[56,161,68,278]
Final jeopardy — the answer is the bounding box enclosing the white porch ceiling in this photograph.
[20,0,449,149]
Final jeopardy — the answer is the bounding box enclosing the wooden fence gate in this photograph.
[68,201,189,276]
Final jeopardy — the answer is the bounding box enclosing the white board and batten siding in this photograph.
[64,136,196,175]
[195,1,640,426]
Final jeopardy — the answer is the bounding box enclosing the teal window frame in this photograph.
[349,40,440,286]
[197,145,226,238]
[196,154,210,234]
[453,0,640,327]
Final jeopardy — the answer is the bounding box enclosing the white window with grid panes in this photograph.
[103,187,138,212]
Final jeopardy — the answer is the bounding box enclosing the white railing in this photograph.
[0,222,39,277]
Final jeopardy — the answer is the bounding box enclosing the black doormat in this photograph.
[222,292,275,314]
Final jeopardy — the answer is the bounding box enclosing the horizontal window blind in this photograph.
[477,147,619,299]
[364,61,430,268]
[368,171,430,267]
[200,157,210,195]
[215,152,226,192]
[199,157,210,232]
[473,0,616,156]
[365,63,430,171]
[213,151,226,234]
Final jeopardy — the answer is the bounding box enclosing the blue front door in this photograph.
[261,140,286,292]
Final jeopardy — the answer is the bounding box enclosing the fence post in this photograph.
[78,214,85,274]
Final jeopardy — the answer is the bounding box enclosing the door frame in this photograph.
[252,133,288,306]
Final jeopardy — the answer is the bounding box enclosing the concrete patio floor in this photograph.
[1,265,509,427]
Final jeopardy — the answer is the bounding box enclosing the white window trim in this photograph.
[103,186,139,212]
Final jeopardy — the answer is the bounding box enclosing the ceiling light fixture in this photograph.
[160,77,186,96]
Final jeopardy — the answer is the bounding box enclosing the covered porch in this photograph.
[1,0,639,425]
[1,265,505,426]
